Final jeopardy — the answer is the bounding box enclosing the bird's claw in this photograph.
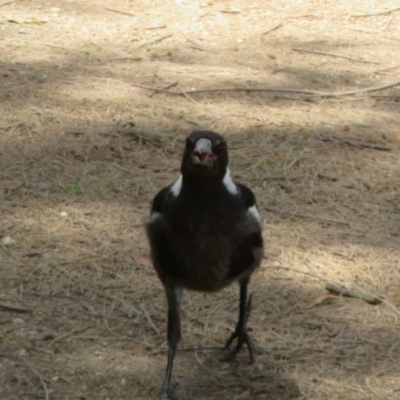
[221,328,255,363]
[161,383,178,400]
[221,294,254,363]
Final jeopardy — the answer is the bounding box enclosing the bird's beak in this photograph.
[192,138,216,165]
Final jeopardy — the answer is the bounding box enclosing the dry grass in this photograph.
[1,0,400,399]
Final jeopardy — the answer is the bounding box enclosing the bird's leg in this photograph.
[222,278,255,363]
[161,285,183,399]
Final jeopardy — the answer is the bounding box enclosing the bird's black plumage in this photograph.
[146,130,264,399]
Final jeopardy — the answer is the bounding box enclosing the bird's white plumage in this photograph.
[247,205,261,224]
[223,169,238,195]
[170,175,182,196]
[151,212,162,221]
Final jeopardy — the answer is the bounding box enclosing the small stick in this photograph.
[239,175,297,181]
[220,9,241,14]
[103,7,135,17]
[264,207,350,226]
[261,22,283,36]
[0,302,31,313]
[144,24,167,30]
[268,265,400,316]
[325,283,382,305]
[49,326,90,347]
[150,346,222,355]
[131,80,400,98]
[23,251,43,258]
[292,48,379,65]
[138,33,173,48]
[183,34,205,51]
[149,80,179,97]
[317,173,338,181]
[180,90,198,104]
[351,6,400,18]
[0,0,15,6]
[99,57,142,65]
[374,63,400,74]
[339,139,391,151]
[131,82,325,96]
[183,118,202,126]
[24,361,50,400]
[266,261,329,282]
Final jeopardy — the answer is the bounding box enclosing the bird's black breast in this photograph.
[147,181,263,292]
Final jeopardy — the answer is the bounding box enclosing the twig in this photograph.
[317,173,338,181]
[24,361,50,400]
[382,16,393,32]
[182,118,202,126]
[138,33,173,48]
[150,346,222,355]
[103,7,135,17]
[374,63,400,74]
[180,90,198,104]
[261,22,283,36]
[351,6,400,18]
[265,261,329,282]
[90,42,131,57]
[183,34,205,51]
[144,24,167,30]
[322,134,392,151]
[131,80,400,98]
[292,48,379,65]
[239,175,298,181]
[23,251,43,258]
[338,139,391,151]
[264,207,350,226]
[149,80,179,97]
[131,82,326,96]
[99,57,142,65]
[269,264,400,317]
[49,326,90,347]
[325,283,382,305]
[220,9,241,14]
[0,302,31,313]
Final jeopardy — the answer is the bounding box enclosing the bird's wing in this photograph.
[147,185,186,281]
[235,183,262,225]
[226,182,263,280]
[150,185,173,216]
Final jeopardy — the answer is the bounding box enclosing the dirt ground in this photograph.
[1,0,400,399]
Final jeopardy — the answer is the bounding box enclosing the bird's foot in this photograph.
[161,382,178,400]
[221,294,254,363]
[221,328,255,363]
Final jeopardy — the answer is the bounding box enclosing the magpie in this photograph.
[146,130,264,399]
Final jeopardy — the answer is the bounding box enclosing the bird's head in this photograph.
[181,130,228,179]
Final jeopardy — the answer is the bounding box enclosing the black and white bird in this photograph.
[146,130,264,399]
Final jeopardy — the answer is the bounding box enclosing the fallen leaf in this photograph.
[132,255,152,267]
[307,294,336,308]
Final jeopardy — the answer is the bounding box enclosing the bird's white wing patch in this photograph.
[223,169,238,195]
[151,212,162,222]
[170,175,182,196]
[247,205,262,224]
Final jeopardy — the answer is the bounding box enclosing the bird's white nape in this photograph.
[223,169,238,195]
[170,175,182,196]
[247,205,262,224]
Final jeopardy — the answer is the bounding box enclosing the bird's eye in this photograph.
[214,142,225,155]
[185,138,195,148]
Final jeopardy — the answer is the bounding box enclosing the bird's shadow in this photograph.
[164,349,302,400]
